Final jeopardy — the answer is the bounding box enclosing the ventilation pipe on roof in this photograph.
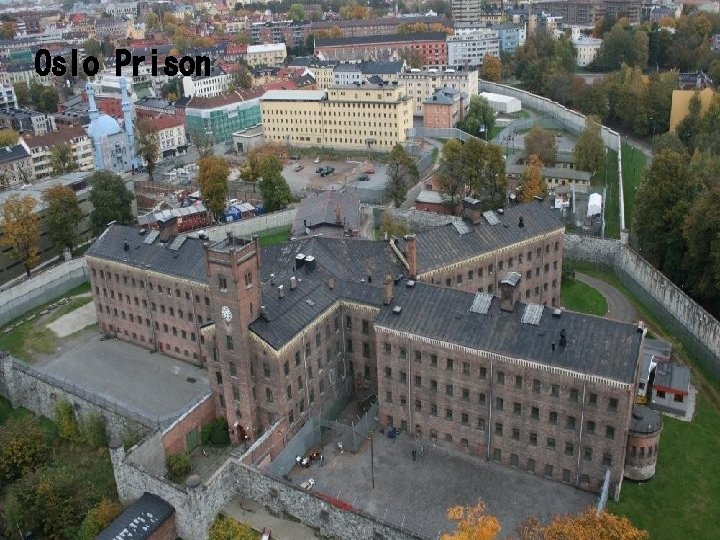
[559,329,567,348]
[328,277,335,290]
[290,276,297,290]
[270,273,275,286]
[518,216,524,228]
[383,274,393,306]
[278,285,284,298]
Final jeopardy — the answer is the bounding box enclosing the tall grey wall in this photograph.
[0,259,89,327]
[564,234,720,380]
[189,209,297,243]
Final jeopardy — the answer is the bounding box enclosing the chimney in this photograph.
[335,204,341,225]
[123,241,129,252]
[278,285,284,298]
[383,274,393,306]
[290,276,297,290]
[559,329,567,348]
[328,277,335,290]
[518,216,524,228]
[270,273,275,285]
[500,272,522,312]
[404,234,417,279]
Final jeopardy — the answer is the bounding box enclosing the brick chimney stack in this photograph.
[383,274,393,305]
[404,234,417,279]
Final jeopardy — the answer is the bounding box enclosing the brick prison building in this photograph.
[375,280,643,494]
[84,202,645,492]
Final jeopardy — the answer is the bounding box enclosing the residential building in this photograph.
[96,18,129,40]
[534,0,642,26]
[153,116,188,159]
[0,84,17,109]
[308,15,450,39]
[571,28,603,67]
[245,43,288,68]
[135,98,177,119]
[399,68,479,116]
[669,71,717,131]
[260,86,413,152]
[423,87,467,129]
[185,91,263,144]
[103,1,138,18]
[506,163,593,193]
[452,0,483,24]
[332,61,404,86]
[447,30,501,68]
[315,33,448,67]
[3,63,47,87]
[494,23,527,53]
[23,126,94,180]
[182,65,233,99]
[0,108,55,136]
[0,143,34,189]
[292,191,361,238]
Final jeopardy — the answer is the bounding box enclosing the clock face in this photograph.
[221,305,232,323]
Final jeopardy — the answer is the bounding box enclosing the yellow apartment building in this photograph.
[398,68,479,116]
[261,85,413,151]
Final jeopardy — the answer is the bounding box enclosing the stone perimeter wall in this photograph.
[564,234,720,380]
[110,436,425,540]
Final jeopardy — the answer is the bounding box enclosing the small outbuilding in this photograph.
[97,492,175,540]
[651,361,692,416]
[587,192,602,217]
[479,92,521,114]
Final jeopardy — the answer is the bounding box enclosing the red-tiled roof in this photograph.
[24,126,87,148]
[151,115,185,130]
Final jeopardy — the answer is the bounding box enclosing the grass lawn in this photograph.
[0,282,92,360]
[571,262,720,540]
[257,225,291,247]
[621,142,647,228]
[601,149,621,239]
[559,278,608,316]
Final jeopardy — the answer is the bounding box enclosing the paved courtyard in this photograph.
[290,430,595,539]
[35,330,210,420]
[282,158,388,196]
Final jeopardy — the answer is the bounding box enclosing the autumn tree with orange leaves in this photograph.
[441,501,501,540]
[0,194,40,277]
[518,154,547,202]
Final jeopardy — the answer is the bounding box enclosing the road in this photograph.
[576,272,638,323]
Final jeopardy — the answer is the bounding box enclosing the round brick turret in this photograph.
[624,405,663,481]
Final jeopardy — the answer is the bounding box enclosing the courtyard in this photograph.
[289,429,595,538]
[282,158,388,198]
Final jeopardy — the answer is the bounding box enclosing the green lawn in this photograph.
[572,262,720,540]
[559,278,608,316]
[601,149,621,239]
[257,225,292,247]
[621,142,647,229]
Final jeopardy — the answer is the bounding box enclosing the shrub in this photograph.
[54,399,80,441]
[75,499,123,540]
[166,452,191,482]
[201,417,230,447]
[0,415,49,482]
[81,413,108,449]
[209,514,259,540]
[122,426,143,450]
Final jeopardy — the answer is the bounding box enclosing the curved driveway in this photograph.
[576,272,638,323]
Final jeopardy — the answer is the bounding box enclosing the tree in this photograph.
[653,132,686,155]
[399,48,424,69]
[0,415,49,483]
[189,128,214,158]
[28,82,60,114]
[379,211,409,238]
[458,95,495,139]
[144,12,160,31]
[575,81,609,119]
[437,138,466,206]
[537,507,649,540]
[88,171,134,236]
[0,20,16,40]
[633,149,698,284]
[387,144,418,208]
[234,65,253,90]
[259,161,292,212]
[135,120,160,180]
[76,499,123,540]
[288,3,306,22]
[591,19,649,71]
[50,143,79,175]
[518,155,547,202]
[1,194,40,277]
[683,186,720,301]
[209,514,259,540]
[514,30,576,94]
[43,185,83,256]
[481,55,502,82]
[83,38,102,59]
[0,128,19,146]
[441,500,501,540]
[573,117,605,173]
[198,156,230,218]
[14,82,29,106]
[524,125,557,166]
[240,144,285,182]
[676,91,703,154]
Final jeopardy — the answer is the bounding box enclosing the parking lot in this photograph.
[282,157,388,196]
[290,431,595,538]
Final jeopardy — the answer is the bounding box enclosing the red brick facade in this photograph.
[161,394,218,455]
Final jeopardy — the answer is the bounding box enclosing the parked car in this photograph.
[320,166,335,177]
[290,154,301,160]
[356,174,370,182]
[294,164,304,171]
[313,157,321,163]
[364,167,375,174]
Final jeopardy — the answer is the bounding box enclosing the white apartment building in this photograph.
[154,116,187,158]
[398,68,479,116]
[182,67,232,98]
[571,28,603,67]
[0,84,17,109]
[22,126,94,180]
[245,43,287,67]
[102,1,138,18]
[452,0,482,24]
[447,30,500,68]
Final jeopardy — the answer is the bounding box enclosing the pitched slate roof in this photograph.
[376,281,642,384]
[411,202,564,274]
[316,32,446,47]
[291,191,360,236]
[86,225,209,284]
[97,493,174,540]
[0,144,30,163]
[250,236,405,349]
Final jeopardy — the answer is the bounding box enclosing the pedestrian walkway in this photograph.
[223,498,318,540]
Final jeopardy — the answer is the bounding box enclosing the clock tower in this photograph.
[204,233,262,444]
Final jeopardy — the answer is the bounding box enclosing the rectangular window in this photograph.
[606,426,615,440]
[549,411,558,424]
[589,393,598,406]
[531,406,539,420]
[446,358,454,371]
[462,388,470,401]
[603,453,612,466]
[479,366,487,380]
[477,418,486,430]
[513,402,521,416]
[232,385,240,401]
[547,438,556,450]
[384,342,391,354]
[608,397,619,412]
[400,371,407,383]
[462,361,470,375]
[495,422,503,436]
[414,350,421,363]
[345,315,352,329]
[512,428,520,440]
[415,375,422,387]
[566,416,576,430]
[529,432,537,446]
[446,408,453,421]
[532,379,541,394]
[587,420,596,434]
[584,447,593,461]
[229,362,237,377]
[346,338,353,353]
[446,384,454,396]
[551,384,559,397]
[363,342,370,358]
[565,442,574,456]
[515,375,523,389]
[400,346,407,359]
[497,371,505,384]
[431,403,437,416]
[431,355,438,367]
[362,319,369,334]
[527,458,536,473]
[569,388,579,402]
[496,397,503,411]
[385,366,392,378]
[461,412,469,425]
[263,363,271,378]
[215,371,223,385]
[226,335,234,350]
[431,379,438,392]
[479,392,486,405]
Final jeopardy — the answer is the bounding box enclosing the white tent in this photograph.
[587,192,602,217]
[479,92,521,114]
